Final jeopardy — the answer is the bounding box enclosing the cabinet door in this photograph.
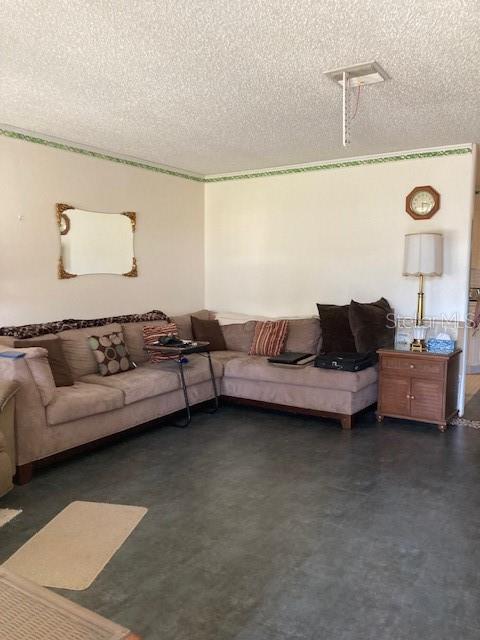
[379,375,411,416]
[410,378,444,422]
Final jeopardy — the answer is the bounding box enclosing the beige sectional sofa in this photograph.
[0,312,377,483]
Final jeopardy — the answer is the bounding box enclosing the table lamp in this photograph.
[403,233,443,352]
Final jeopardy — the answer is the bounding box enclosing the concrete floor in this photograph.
[1,406,480,640]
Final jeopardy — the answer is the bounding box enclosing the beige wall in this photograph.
[205,152,475,321]
[0,137,205,325]
[1,135,475,335]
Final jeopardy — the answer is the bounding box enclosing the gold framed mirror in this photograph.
[56,203,137,279]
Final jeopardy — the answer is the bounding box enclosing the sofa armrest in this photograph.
[0,348,50,466]
[4,347,56,407]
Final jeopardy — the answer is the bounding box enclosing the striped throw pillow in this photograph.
[143,323,178,363]
[248,320,288,357]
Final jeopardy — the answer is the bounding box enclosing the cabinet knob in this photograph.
[411,396,415,400]
[410,364,415,369]
[406,394,410,399]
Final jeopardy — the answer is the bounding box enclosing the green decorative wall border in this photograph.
[0,127,471,183]
[204,147,472,182]
[0,128,204,182]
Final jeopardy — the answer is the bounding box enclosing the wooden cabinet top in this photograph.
[377,348,461,361]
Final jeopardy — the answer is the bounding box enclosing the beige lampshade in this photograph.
[403,233,443,277]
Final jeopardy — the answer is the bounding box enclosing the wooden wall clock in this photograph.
[406,185,440,220]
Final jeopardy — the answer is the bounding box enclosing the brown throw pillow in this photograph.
[249,320,288,356]
[316,304,356,353]
[88,331,136,376]
[14,336,74,387]
[191,316,226,351]
[348,298,395,353]
[170,310,210,340]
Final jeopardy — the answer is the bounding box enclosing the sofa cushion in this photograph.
[210,350,248,366]
[284,318,322,354]
[191,317,226,351]
[144,353,223,385]
[224,356,377,392]
[81,366,180,405]
[316,304,356,353]
[170,310,210,340]
[88,331,136,376]
[14,336,74,387]
[58,323,122,379]
[221,321,256,352]
[46,382,124,425]
[249,320,288,356]
[221,318,321,354]
[122,321,169,364]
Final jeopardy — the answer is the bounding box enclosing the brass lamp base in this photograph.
[410,338,427,353]
[411,320,428,353]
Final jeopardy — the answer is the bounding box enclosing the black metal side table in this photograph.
[145,341,219,427]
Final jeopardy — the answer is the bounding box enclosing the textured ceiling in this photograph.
[1,0,479,175]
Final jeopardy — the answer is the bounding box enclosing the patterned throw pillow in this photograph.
[143,322,179,363]
[249,320,288,357]
[88,331,136,376]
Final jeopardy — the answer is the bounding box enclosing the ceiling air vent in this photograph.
[323,60,390,87]
[323,61,390,146]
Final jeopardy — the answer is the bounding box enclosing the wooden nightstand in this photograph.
[376,348,461,432]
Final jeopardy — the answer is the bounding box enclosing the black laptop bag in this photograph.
[314,352,374,372]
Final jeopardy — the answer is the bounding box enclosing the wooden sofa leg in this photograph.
[15,463,34,485]
[340,415,353,430]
